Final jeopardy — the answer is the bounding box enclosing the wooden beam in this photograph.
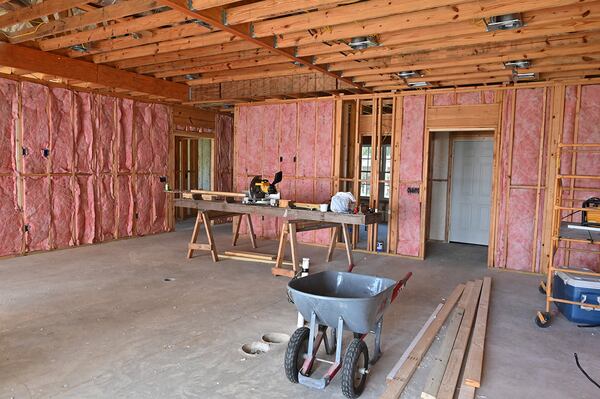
[272,0,587,47]
[165,55,290,79]
[7,0,164,44]
[38,9,191,51]
[382,284,466,399]
[0,0,89,29]
[0,42,189,101]
[186,63,314,85]
[158,0,369,92]
[224,0,344,25]
[463,277,492,389]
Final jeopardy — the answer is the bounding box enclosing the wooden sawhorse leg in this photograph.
[326,224,355,271]
[231,214,257,249]
[187,211,219,262]
[272,221,299,278]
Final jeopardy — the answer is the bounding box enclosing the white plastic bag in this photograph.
[330,192,356,213]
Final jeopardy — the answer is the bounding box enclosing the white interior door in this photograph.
[449,139,493,245]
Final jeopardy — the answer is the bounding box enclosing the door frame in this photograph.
[447,134,494,245]
[423,128,500,267]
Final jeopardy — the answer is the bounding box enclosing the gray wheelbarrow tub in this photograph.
[287,271,398,334]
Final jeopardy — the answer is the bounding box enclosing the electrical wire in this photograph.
[574,353,600,390]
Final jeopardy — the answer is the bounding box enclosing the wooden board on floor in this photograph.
[437,280,483,399]
[463,276,492,388]
[381,283,465,399]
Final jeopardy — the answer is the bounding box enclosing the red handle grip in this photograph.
[391,272,413,303]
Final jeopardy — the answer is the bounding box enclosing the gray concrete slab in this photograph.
[0,221,598,399]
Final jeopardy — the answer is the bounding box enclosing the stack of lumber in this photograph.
[381,277,492,399]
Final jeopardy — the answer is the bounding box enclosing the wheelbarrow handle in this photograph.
[391,272,413,303]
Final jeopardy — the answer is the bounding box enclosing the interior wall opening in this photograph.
[426,131,495,266]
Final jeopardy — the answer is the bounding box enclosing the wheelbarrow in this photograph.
[284,269,412,398]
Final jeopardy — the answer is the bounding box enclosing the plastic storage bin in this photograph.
[553,270,600,324]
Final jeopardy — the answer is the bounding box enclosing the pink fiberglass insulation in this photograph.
[51,175,74,249]
[262,105,280,176]
[135,102,153,173]
[245,105,263,176]
[297,101,317,178]
[24,176,51,252]
[296,178,315,243]
[568,242,600,272]
[483,90,495,104]
[95,95,116,174]
[135,174,152,236]
[505,189,537,271]
[235,106,248,177]
[315,179,333,245]
[74,92,94,173]
[261,216,279,240]
[0,175,23,256]
[98,174,116,241]
[494,90,514,267]
[151,176,167,234]
[151,103,169,175]
[117,175,134,237]
[74,175,95,245]
[0,78,18,174]
[511,88,544,186]
[279,103,297,177]
[316,101,334,178]
[49,88,73,173]
[396,183,421,257]
[457,91,482,105]
[22,82,49,174]
[399,95,425,181]
[432,93,455,106]
[215,113,233,193]
[117,98,134,172]
[575,85,600,189]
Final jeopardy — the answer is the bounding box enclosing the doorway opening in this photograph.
[426,131,495,266]
[174,136,213,220]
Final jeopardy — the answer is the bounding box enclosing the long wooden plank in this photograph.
[386,303,444,382]
[158,0,368,92]
[174,198,382,225]
[463,277,492,388]
[381,284,466,399]
[0,0,89,29]
[437,280,483,399]
[7,0,164,43]
[0,42,189,101]
[421,307,465,399]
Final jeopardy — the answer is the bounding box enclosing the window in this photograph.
[360,144,371,197]
[382,145,391,199]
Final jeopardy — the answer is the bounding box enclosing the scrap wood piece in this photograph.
[223,250,276,260]
[463,276,492,388]
[386,303,444,383]
[380,283,466,399]
[421,307,466,399]
[437,279,483,399]
[457,385,476,399]
[219,254,293,266]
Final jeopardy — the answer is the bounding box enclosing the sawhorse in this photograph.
[187,211,256,261]
[272,220,354,278]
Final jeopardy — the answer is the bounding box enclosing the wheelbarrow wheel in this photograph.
[284,327,310,383]
[341,339,369,398]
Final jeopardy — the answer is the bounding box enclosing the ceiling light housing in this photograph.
[397,70,421,79]
[348,36,379,50]
[185,74,200,81]
[70,44,88,52]
[504,59,531,69]
[408,81,430,88]
[513,72,538,82]
[485,13,524,32]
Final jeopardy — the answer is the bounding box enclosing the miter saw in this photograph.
[243,171,283,206]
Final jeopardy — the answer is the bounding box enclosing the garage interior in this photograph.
[0,1,599,398]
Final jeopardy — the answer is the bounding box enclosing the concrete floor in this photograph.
[1,221,598,399]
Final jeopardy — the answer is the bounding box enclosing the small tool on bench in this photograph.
[243,171,283,206]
